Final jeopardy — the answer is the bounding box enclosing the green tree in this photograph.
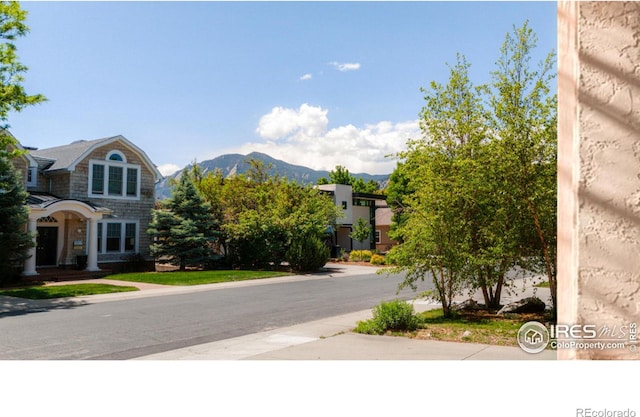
[196,158,341,272]
[352,177,379,194]
[0,1,46,127]
[386,55,486,317]
[489,21,557,316]
[148,170,218,271]
[350,216,372,248]
[317,165,380,193]
[385,22,556,315]
[0,132,33,283]
[0,2,45,283]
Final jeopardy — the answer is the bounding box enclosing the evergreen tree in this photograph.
[0,133,33,283]
[0,2,46,283]
[148,171,217,271]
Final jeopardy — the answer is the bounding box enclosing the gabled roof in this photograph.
[30,135,163,182]
[2,130,38,168]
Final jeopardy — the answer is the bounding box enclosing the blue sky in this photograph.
[9,1,557,176]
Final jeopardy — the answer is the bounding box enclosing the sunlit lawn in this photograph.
[0,284,139,300]
[107,270,292,286]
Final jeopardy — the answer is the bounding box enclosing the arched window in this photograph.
[106,150,126,162]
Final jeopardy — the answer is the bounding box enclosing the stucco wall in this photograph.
[558,1,640,359]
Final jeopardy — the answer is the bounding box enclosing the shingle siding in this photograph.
[76,143,157,260]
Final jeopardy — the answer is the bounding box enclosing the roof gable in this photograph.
[2,130,38,168]
[30,135,163,182]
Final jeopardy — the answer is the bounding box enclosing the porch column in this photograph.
[23,217,38,276]
[86,218,100,272]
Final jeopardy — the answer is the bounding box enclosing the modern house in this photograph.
[9,133,162,275]
[317,183,396,254]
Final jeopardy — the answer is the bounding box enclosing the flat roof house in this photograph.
[9,133,162,276]
[317,183,395,253]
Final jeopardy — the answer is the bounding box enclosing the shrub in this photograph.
[349,250,373,262]
[286,233,330,272]
[354,319,384,335]
[354,299,420,335]
[370,254,385,265]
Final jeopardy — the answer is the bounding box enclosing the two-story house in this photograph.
[9,133,162,276]
[317,183,396,254]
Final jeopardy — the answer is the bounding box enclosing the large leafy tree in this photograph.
[0,1,46,127]
[0,1,46,283]
[489,21,557,316]
[194,159,341,271]
[386,55,489,317]
[386,22,556,316]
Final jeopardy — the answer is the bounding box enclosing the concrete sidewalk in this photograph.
[134,302,556,360]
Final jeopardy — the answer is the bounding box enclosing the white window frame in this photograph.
[96,220,139,254]
[375,230,381,244]
[89,158,141,200]
[26,167,38,188]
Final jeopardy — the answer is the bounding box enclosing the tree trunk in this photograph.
[526,198,556,318]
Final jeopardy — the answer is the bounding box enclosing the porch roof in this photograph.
[27,192,112,215]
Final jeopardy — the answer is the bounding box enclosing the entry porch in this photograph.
[23,194,112,276]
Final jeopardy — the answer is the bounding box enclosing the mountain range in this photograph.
[155,152,391,200]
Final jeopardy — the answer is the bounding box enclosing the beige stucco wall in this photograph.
[558,1,640,359]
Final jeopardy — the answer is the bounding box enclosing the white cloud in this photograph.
[256,104,328,141]
[240,104,419,175]
[157,163,181,177]
[330,62,361,72]
[300,73,313,81]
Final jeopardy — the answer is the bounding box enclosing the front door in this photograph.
[36,227,58,266]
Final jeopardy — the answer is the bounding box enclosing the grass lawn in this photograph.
[535,281,550,288]
[107,270,292,286]
[0,284,139,300]
[412,308,553,347]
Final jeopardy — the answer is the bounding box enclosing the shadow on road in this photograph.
[0,296,88,319]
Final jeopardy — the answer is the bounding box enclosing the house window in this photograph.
[107,150,126,162]
[108,166,123,196]
[125,223,136,252]
[375,230,381,244]
[97,223,103,252]
[98,221,138,254]
[126,168,138,197]
[341,201,348,210]
[106,223,122,252]
[92,164,105,195]
[26,167,37,187]
[89,152,140,199]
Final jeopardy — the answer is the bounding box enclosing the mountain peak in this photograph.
[155,152,390,199]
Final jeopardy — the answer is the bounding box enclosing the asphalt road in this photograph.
[0,271,433,360]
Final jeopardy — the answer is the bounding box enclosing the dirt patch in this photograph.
[411,310,552,347]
